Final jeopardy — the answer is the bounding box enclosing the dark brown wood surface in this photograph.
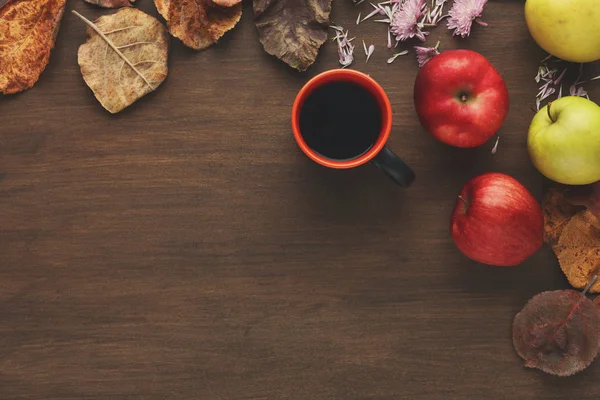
[2,0,600,398]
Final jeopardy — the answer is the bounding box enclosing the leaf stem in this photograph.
[71,10,155,90]
[457,195,469,208]
[583,274,598,296]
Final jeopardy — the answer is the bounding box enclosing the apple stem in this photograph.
[547,101,555,123]
[457,195,469,208]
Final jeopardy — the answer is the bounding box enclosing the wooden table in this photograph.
[2,0,599,398]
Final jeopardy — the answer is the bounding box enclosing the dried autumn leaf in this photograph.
[542,188,581,246]
[555,210,600,293]
[254,0,333,71]
[513,289,600,376]
[212,0,241,6]
[0,0,66,94]
[73,8,169,114]
[84,0,135,8]
[154,0,241,50]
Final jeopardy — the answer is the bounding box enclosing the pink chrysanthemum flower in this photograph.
[414,42,440,67]
[390,0,428,42]
[447,0,488,38]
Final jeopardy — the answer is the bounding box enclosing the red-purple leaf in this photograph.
[513,289,600,376]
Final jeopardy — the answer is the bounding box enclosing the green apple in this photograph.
[528,96,600,185]
[525,0,600,63]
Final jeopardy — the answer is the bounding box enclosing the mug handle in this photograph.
[372,146,415,187]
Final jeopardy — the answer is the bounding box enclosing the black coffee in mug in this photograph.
[298,81,382,160]
[292,69,415,187]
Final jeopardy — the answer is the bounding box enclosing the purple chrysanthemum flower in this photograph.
[390,0,428,42]
[447,0,488,38]
[414,42,440,67]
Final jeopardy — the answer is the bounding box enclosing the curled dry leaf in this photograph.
[543,188,600,292]
[513,289,600,376]
[254,0,333,71]
[0,0,67,94]
[74,8,169,114]
[84,0,135,8]
[555,210,600,293]
[154,0,241,50]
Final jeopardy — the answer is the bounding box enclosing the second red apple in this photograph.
[414,49,509,148]
[450,172,543,267]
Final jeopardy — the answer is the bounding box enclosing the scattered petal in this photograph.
[554,68,567,85]
[356,12,361,24]
[366,44,375,62]
[491,136,499,155]
[387,50,408,63]
[361,4,382,22]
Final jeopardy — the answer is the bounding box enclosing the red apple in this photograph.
[414,49,509,148]
[450,172,543,267]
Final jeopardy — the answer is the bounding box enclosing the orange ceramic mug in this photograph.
[291,69,415,187]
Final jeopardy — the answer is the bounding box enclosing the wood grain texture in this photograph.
[2,0,600,399]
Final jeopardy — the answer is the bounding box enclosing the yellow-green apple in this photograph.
[413,49,509,148]
[450,173,543,267]
[528,96,600,185]
[525,0,600,63]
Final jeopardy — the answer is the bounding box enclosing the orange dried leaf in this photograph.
[211,0,241,6]
[555,210,600,293]
[74,8,169,113]
[84,0,135,8]
[154,0,241,50]
[542,188,580,246]
[0,0,67,94]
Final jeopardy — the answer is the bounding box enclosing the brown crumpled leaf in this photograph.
[84,0,135,8]
[543,188,600,292]
[0,0,67,94]
[73,8,169,114]
[254,0,332,71]
[513,289,600,376]
[154,0,242,50]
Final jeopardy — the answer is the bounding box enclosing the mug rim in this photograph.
[291,69,393,169]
